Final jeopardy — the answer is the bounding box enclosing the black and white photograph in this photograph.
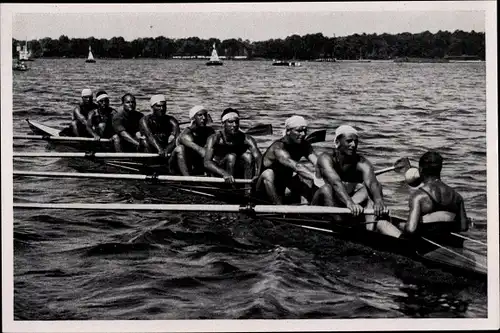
[1,2,498,332]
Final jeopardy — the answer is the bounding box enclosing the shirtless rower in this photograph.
[87,90,117,139]
[112,93,144,152]
[397,151,469,237]
[204,108,262,184]
[170,105,215,175]
[255,115,318,204]
[71,88,99,138]
[138,94,180,158]
[312,125,389,229]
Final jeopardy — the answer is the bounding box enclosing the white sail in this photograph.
[209,44,220,62]
[87,46,95,61]
[19,39,29,60]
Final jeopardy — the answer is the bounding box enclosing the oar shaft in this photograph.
[13,134,112,143]
[13,202,375,215]
[13,170,253,184]
[13,152,159,158]
[375,166,395,175]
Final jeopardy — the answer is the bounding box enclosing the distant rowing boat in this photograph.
[14,119,487,278]
[272,60,301,67]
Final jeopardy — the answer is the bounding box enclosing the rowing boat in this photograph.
[15,119,487,278]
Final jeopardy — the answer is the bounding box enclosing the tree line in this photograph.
[13,30,485,60]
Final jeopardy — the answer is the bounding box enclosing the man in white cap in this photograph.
[204,108,262,187]
[87,90,117,139]
[71,88,98,138]
[112,93,144,152]
[312,124,390,230]
[170,105,215,175]
[255,115,318,204]
[138,94,180,159]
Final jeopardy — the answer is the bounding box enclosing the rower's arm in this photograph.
[317,153,354,205]
[275,149,315,180]
[457,194,469,232]
[245,135,263,176]
[179,130,205,157]
[165,117,181,155]
[112,116,140,147]
[359,160,384,204]
[74,106,98,137]
[139,118,162,153]
[405,193,422,234]
[203,134,230,177]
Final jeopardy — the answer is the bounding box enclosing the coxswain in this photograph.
[71,88,99,138]
[204,108,262,184]
[312,125,390,231]
[87,90,117,139]
[138,94,180,158]
[111,93,144,152]
[170,105,215,175]
[255,115,318,204]
[396,151,469,237]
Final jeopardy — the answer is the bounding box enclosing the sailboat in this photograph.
[206,43,223,66]
[18,38,33,61]
[85,46,96,63]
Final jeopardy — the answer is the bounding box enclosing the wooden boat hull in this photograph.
[23,119,487,278]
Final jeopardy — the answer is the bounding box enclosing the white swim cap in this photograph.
[334,125,358,147]
[81,89,93,97]
[150,94,166,106]
[283,115,308,135]
[189,105,206,119]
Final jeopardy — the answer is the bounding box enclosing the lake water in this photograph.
[11,59,488,320]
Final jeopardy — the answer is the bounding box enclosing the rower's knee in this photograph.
[241,151,253,165]
[226,153,237,165]
[312,184,333,205]
[112,134,122,152]
[173,145,185,157]
[257,169,275,188]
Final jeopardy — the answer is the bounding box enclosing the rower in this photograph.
[255,115,318,204]
[138,94,180,158]
[71,88,99,138]
[397,151,469,237]
[204,108,262,184]
[111,93,144,152]
[312,125,390,230]
[170,105,215,175]
[87,90,117,139]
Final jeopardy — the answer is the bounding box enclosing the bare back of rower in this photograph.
[400,151,469,237]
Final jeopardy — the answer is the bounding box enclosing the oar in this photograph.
[14,152,159,159]
[13,134,112,143]
[243,123,273,136]
[375,157,411,175]
[13,170,253,184]
[178,122,273,136]
[13,202,377,214]
[305,129,326,144]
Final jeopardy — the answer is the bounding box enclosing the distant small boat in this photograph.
[86,46,96,63]
[206,44,223,66]
[272,60,301,67]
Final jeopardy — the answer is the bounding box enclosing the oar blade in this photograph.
[306,129,326,144]
[393,157,411,173]
[245,124,273,136]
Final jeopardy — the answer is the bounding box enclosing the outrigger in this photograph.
[12,119,488,278]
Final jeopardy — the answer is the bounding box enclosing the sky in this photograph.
[5,2,489,42]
